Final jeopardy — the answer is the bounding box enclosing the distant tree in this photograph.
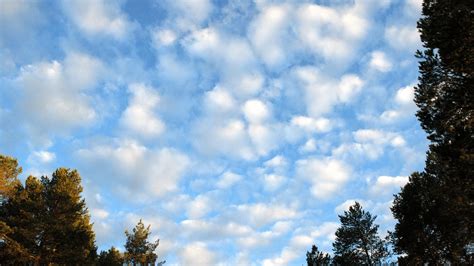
[391,0,474,263]
[306,244,331,266]
[98,246,124,266]
[124,219,164,265]
[333,202,387,266]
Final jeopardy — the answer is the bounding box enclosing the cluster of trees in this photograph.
[0,155,164,265]
[307,0,473,264]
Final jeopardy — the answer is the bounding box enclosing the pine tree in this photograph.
[306,245,331,266]
[333,202,387,266]
[124,219,164,265]
[42,168,97,264]
[391,0,474,263]
[0,154,22,201]
[98,246,124,266]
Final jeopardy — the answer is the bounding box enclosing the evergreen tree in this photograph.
[0,163,96,264]
[0,154,22,201]
[391,0,473,263]
[42,168,97,264]
[124,219,164,265]
[306,244,331,266]
[333,202,387,266]
[98,246,124,266]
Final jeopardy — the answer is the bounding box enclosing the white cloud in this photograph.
[385,25,420,51]
[151,28,177,47]
[291,116,332,133]
[15,52,102,146]
[216,171,242,189]
[235,203,299,228]
[380,85,417,123]
[204,86,237,113]
[91,208,109,219]
[242,99,270,124]
[27,150,56,164]
[186,194,213,219]
[296,158,351,199]
[62,0,132,39]
[333,129,407,160]
[300,138,317,153]
[264,155,287,169]
[165,0,213,31]
[370,175,408,196]
[179,242,216,266]
[263,174,286,191]
[334,199,369,214]
[120,83,165,138]
[293,66,364,116]
[76,139,190,199]
[369,51,392,72]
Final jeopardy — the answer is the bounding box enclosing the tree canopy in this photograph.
[391,0,474,263]
[124,219,164,265]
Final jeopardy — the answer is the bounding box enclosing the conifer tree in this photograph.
[0,154,22,201]
[124,219,164,265]
[333,202,387,266]
[306,244,331,266]
[391,0,473,263]
[98,246,124,266]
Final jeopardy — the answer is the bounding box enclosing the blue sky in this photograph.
[0,0,428,264]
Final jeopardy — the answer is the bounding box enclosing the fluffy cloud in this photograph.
[62,0,132,39]
[13,52,103,146]
[76,139,190,199]
[293,66,363,116]
[333,129,407,160]
[380,85,417,123]
[369,51,392,72]
[178,242,217,266]
[385,25,420,51]
[370,175,409,196]
[296,158,351,199]
[216,171,242,189]
[234,203,299,228]
[120,84,165,138]
[27,150,56,164]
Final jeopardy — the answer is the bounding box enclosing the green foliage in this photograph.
[0,154,22,200]
[124,219,164,265]
[0,163,97,264]
[98,246,124,266]
[391,0,474,264]
[306,245,331,266]
[333,202,387,266]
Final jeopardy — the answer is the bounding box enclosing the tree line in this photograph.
[307,0,473,265]
[0,155,163,265]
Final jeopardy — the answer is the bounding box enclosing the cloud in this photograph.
[370,175,408,196]
[333,129,407,160]
[242,99,271,124]
[290,116,332,133]
[385,25,420,51]
[234,203,299,228]
[76,139,190,199]
[62,0,132,39]
[293,66,364,116]
[296,157,351,199]
[380,85,417,123]
[27,150,56,164]
[120,83,165,139]
[13,52,103,146]
[178,242,217,266]
[369,51,392,72]
[216,171,242,189]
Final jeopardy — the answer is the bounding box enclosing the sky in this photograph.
[0,0,428,265]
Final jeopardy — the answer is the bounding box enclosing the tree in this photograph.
[0,154,22,201]
[333,202,387,266]
[98,246,124,266]
[0,164,97,264]
[391,0,474,263]
[306,245,331,266]
[124,219,164,265]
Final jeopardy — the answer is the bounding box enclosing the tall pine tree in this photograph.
[333,202,387,266]
[391,0,473,263]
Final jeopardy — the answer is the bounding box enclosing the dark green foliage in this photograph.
[0,163,97,264]
[306,245,331,266]
[391,0,474,264]
[98,246,124,266]
[333,202,387,266]
[124,219,164,265]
